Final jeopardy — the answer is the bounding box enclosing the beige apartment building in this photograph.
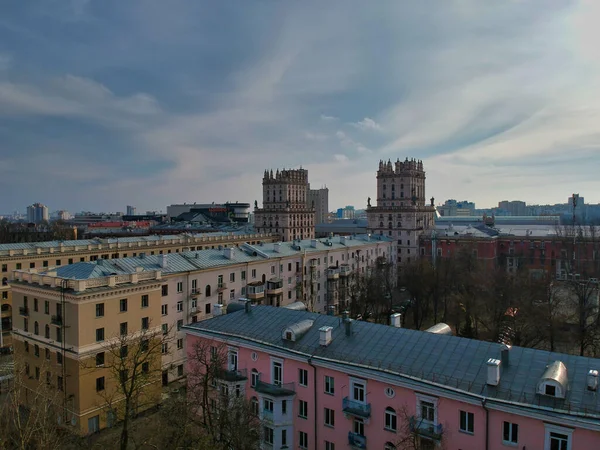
[1,231,278,349]
[10,234,393,434]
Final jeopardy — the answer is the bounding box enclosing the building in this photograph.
[166,203,251,223]
[315,219,368,238]
[254,169,315,242]
[126,206,136,216]
[0,231,278,350]
[307,186,329,225]
[437,199,475,217]
[26,203,49,224]
[184,305,600,450]
[366,159,436,265]
[10,234,393,434]
[336,206,356,219]
[498,200,528,217]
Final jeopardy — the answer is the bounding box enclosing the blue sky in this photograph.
[1,0,599,214]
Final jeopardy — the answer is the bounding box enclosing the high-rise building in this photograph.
[498,200,527,216]
[307,185,329,225]
[126,205,136,216]
[26,203,49,224]
[254,169,315,241]
[438,199,476,217]
[367,158,436,265]
[337,206,356,219]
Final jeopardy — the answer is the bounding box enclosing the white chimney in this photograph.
[160,254,168,268]
[273,243,281,253]
[588,369,598,391]
[487,358,501,386]
[223,247,235,260]
[311,239,318,248]
[213,304,224,317]
[340,236,347,245]
[319,326,333,346]
[390,313,402,328]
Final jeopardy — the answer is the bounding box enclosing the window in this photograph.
[162,323,168,335]
[218,292,223,303]
[44,300,49,314]
[56,327,62,343]
[161,343,168,354]
[545,424,572,450]
[228,349,238,371]
[354,418,364,436]
[141,317,149,330]
[460,410,474,434]
[120,345,128,358]
[34,321,39,335]
[417,393,437,424]
[229,289,235,300]
[299,431,308,449]
[263,426,274,445]
[45,348,50,360]
[503,422,518,444]
[205,303,211,314]
[325,440,335,450]
[177,364,184,377]
[230,273,235,283]
[95,303,104,317]
[141,339,149,352]
[177,282,183,293]
[251,369,259,387]
[241,271,246,281]
[272,360,282,385]
[299,399,308,418]
[45,325,50,339]
[299,368,308,387]
[384,442,397,450]
[177,301,183,312]
[385,407,397,431]
[1,264,6,272]
[96,328,105,342]
[177,338,183,349]
[120,369,128,384]
[251,397,259,415]
[34,298,38,312]
[175,319,182,331]
[142,362,149,374]
[56,352,63,365]
[57,375,63,391]
[324,407,335,427]
[218,275,224,287]
[161,304,168,315]
[161,285,168,296]
[281,429,287,447]
[251,269,256,278]
[351,378,365,403]
[96,376,105,392]
[30,262,35,268]
[141,295,149,308]
[263,398,274,412]
[120,322,128,336]
[325,375,335,394]
[119,298,128,312]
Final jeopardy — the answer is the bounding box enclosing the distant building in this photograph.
[26,203,49,224]
[336,205,356,219]
[56,210,71,221]
[126,205,136,216]
[167,203,251,223]
[254,168,315,241]
[307,185,329,224]
[438,199,475,217]
[498,200,528,216]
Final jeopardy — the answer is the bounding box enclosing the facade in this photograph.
[9,234,392,434]
[307,186,329,225]
[498,200,528,217]
[0,231,278,350]
[437,199,475,217]
[336,206,356,220]
[27,203,49,224]
[126,206,136,216]
[254,169,316,242]
[184,305,600,450]
[366,159,435,266]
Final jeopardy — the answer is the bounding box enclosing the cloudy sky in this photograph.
[1,0,599,214]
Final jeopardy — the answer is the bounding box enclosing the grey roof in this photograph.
[184,306,600,420]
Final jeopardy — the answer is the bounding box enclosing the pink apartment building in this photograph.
[184,305,600,450]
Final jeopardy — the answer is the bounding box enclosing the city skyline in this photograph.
[1,1,600,213]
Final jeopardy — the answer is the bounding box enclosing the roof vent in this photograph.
[390,313,402,328]
[213,304,224,317]
[319,326,333,346]
[273,243,281,253]
[487,358,501,386]
[588,370,598,391]
[282,320,314,342]
[424,323,452,335]
[160,254,168,269]
[537,361,568,398]
[501,344,511,367]
[223,247,235,260]
[311,239,318,248]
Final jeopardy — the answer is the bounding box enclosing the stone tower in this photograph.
[254,168,315,241]
[366,158,436,265]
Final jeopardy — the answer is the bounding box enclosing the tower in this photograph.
[366,158,436,265]
[254,168,315,241]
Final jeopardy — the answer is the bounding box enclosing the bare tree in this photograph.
[392,405,446,450]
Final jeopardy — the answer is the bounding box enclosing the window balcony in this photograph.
[342,397,371,418]
[340,265,352,277]
[217,282,227,292]
[246,282,265,300]
[255,379,295,397]
[217,368,248,382]
[265,279,283,295]
[327,267,340,280]
[262,408,274,422]
[348,432,367,449]
[19,306,29,317]
[190,289,201,298]
[409,417,443,440]
[51,315,63,326]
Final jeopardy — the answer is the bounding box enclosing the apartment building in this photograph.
[10,234,393,434]
[184,305,600,450]
[0,231,278,349]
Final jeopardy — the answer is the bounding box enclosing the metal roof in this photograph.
[184,306,600,420]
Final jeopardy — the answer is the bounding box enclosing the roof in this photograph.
[184,306,600,420]
[25,234,392,280]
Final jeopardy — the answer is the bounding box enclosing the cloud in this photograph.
[351,117,382,131]
[333,154,349,163]
[320,114,338,121]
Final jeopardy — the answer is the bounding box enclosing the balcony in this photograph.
[217,368,248,382]
[262,408,274,422]
[246,282,265,301]
[342,397,371,418]
[217,282,227,292]
[348,432,367,449]
[327,267,340,280]
[255,379,295,397]
[19,306,29,317]
[190,307,198,316]
[409,417,443,440]
[51,315,63,326]
[340,265,352,277]
[190,289,201,298]
[265,279,283,295]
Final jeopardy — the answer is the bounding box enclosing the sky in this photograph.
[1,0,599,214]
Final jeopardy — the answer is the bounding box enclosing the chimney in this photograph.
[501,344,511,367]
[327,306,335,316]
[160,254,168,269]
[311,239,318,248]
[487,358,501,386]
[344,317,353,337]
[588,369,598,391]
[390,313,402,328]
[273,243,281,253]
[245,300,251,313]
[342,310,349,321]
[213,304,224,317]
[223,247,235,260]
[319,326,333,346]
